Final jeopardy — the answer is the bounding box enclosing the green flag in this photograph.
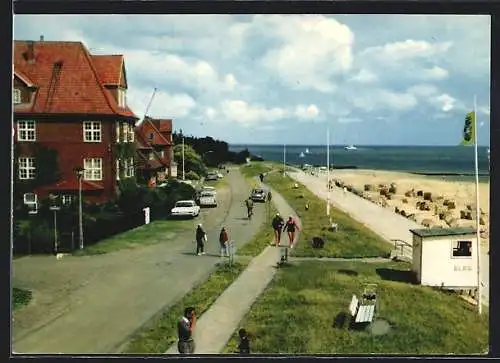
[461,111,476,146]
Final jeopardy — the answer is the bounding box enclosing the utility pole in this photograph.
[180,129,185,180]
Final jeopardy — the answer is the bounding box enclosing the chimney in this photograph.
[40,35,44,41]
[26,40,35,63]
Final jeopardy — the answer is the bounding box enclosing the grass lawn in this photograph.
[237,202,279,257]
[240,162,275,179]
[73,219,194,256]
[123,260,249,353]
[264,170,392,258]
[223,260,488,354]
[202,176,228,189]
[13,287,33,310]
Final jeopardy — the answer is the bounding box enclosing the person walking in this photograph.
[283,216,300,248]
[177,307,196,354]
[237,328,251,355]
[271,212,285,247]
[245,197,254,220]
[219,226,229,257]
[195,224,207,255]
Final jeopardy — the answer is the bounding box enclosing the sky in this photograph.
[13,14,491,146]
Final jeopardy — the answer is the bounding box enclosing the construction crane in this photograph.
[143,87,157,119]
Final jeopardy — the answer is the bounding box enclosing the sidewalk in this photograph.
[288,169,489,307]
[165,185,300,354]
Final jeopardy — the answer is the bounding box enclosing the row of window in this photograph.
[16,120,135,143]
[18,157,134,181]
[13,88,127,107]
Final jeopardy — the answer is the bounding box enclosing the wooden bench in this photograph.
[348,294,375,324]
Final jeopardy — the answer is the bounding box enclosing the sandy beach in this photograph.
[318,169,490,247]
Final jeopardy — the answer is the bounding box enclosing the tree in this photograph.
[173,144,207,176]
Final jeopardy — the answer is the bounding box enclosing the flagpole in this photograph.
[326,127,331,216]
[473,95,482,315]
[283,144,286,176]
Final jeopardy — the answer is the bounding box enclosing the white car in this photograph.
[199,191,217,207]
[170,200,200,218]
[217,172,224,179]
[202,186,216,195]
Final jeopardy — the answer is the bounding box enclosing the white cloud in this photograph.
[421,66,449,80]
[338,117,363,123]
[407,84,439,97]
[351,69,377,83]
[352,89,418,111]
[205,107,217,120]
[295,104,320,119]
[128,89,196,120]
[224,74,238,90]
[258,15,354,93]
[219,100,288,126]
[432,93,456,112]
[361,39,452,63]
[478,106,490,116]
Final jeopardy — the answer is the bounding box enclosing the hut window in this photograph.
[452,241,472,258]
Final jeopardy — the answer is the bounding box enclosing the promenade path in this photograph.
[287,169,489,307]
[165,183,301,354]
[12,168,266,354]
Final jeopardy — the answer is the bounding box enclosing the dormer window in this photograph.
[118,88,126,107]
[13,89,21,104]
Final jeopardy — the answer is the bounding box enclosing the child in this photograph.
[238,328,250,354]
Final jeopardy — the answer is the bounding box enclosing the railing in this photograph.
[390,239,413,262]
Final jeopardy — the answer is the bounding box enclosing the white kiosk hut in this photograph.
[410,227,477,290]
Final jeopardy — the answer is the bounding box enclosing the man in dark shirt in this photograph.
[271,213,285,247]
[177,307,196,354]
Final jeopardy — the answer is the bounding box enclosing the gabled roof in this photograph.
[136,116,171,146]
[92,55,124,85]
[14,69,36,87]
[152,118,172,133]
[13,40,138,119]
[134,129,153,150]
[36,178,104,192]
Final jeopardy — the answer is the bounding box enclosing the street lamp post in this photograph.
[49,197,61,255]
[180,129,185,181]
[74,167,85,250]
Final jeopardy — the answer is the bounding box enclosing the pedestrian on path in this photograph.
[237,328,251,355]
[283,216,300,248]
[219,227,229,257]
[271,213,285,247]
[195,224,207,255]
[177,307,197,354]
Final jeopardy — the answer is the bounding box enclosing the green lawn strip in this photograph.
[123,259,250,354]
[223,260,488,354]
[237,203,279,257]
[73,219,193,256]
[265,171,392,258]
[13,287,33,310]
[240,162,275,179]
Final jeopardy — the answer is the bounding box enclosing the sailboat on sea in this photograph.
[305,148,311,154]
[345,144,357,150]
[299,151,305,158]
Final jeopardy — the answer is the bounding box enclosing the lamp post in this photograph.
[49,195,61,255]
[180,129,185,181]
[74,167,84,250]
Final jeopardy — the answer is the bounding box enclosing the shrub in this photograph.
[423,192,432,201]
[14,219,54,254]
[402,198,408,204]
[389,184,397,194]
[186,171,200,180]
[447,201,456,210]
[364,184,373,191]
[417,190,423,197]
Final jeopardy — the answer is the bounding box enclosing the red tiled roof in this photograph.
[13,40,138,119]
[92,55,123,85]
[36,178,104,192]
[151,118,172,133]
[135,130,153,150]
[138,117,171,146]
[14,69,36,87]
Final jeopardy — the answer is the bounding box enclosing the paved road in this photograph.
[165,182,302,354]
[288,169,489,307]
[12,168,266,354]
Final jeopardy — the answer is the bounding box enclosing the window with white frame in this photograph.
[118,89,126,107]
[83,158,103,181]
[116,122,121,143]
[18,157,36,180]
[124,158,135,177]
[160,150,165,158]
[129,124,134,142]
[116,159,121,180]
[83,121,102,142]
[148,152,154,160]
[17,120,36,141]
[13,89,21,104]
[61,195,74,206]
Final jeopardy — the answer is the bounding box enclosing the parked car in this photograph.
[205,172,219,181]
[202,186,216,194]
[199,191,217,207]
[217,172,224,179]
[250,188,267,202]
[170,200,200,218]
